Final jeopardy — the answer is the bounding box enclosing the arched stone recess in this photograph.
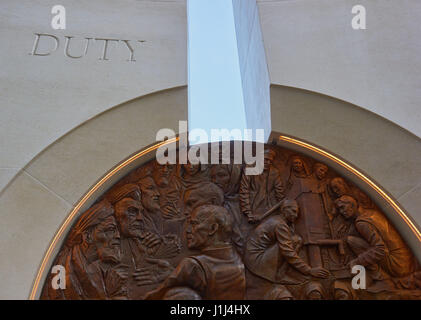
[0,86,187,299]
[269,84,421,255]
[35,139,421,300]
[2,84,421,300]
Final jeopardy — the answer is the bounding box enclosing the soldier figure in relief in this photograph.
[239,148,285,223]
[336,195,418,284]
[144,205,246,300]
[43,200,128,300]
[152,161,184,220]
[285,156,331,269]
[244,200,330,300]
[210,163,249,253]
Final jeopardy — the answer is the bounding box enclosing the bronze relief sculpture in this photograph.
[41,144,421,300]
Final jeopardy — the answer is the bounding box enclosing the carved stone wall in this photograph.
[41,144,421,300]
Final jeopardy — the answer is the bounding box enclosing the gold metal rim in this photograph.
[278,135,421,242]
[29,138,178,300]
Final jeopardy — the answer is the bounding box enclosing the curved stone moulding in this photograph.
[33,138,421,300]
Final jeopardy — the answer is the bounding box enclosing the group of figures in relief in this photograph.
[41,145,421,300]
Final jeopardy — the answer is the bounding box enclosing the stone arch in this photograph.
[1,84,420,299]
[0,86,187,299]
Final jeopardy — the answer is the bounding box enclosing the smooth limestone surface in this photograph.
[0,0,187,183]
[258,0,421,138]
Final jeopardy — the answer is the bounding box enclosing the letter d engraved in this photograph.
[30,33,59,56]
[351,265,366,289]
[51,265,66,290]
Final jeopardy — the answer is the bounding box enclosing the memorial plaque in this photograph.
[40,144,421,300]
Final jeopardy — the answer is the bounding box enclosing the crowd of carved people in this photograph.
[41,146,421,300]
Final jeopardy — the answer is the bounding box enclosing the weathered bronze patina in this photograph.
[41,144,421,300]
